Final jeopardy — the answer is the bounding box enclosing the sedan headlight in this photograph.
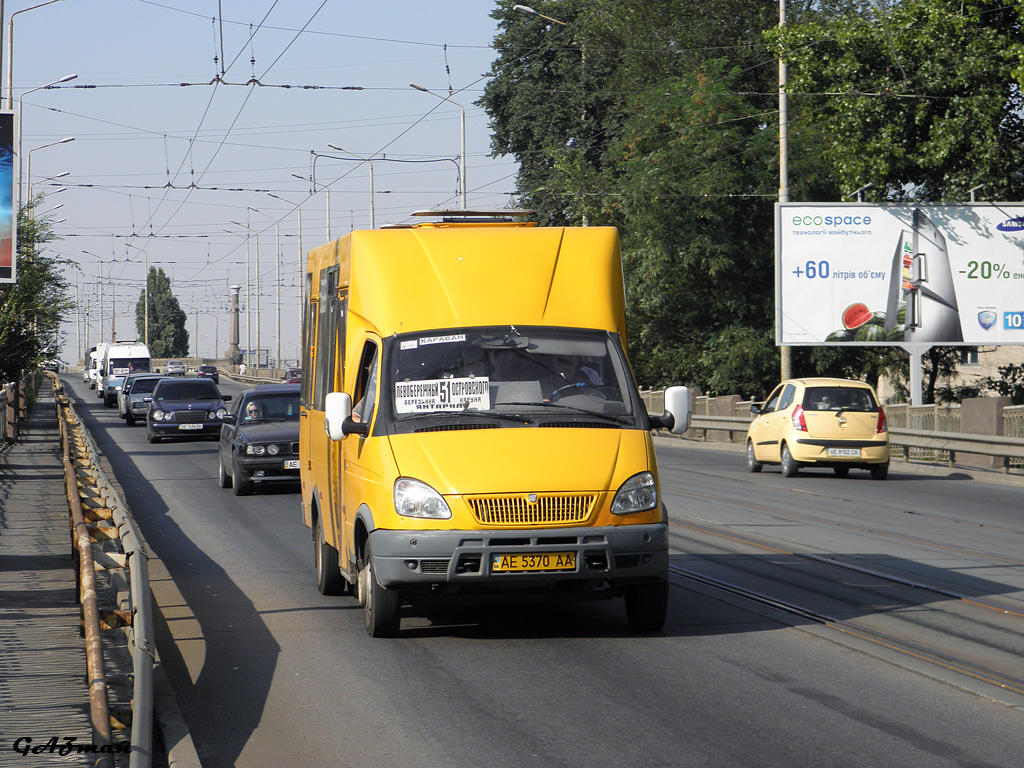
[267,444,280,456]
[394,478,452,519]
[210,407,228,419]
[151,410,167,421]
[611,472,658,514]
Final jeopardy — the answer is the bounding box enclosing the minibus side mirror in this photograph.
[648,385,691,434]
[324,392,352,441]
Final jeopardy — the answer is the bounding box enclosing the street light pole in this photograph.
[5,0,70,109]
[409,83,467,209]
[24,135,73,209]
[292,171,331,241]
[249,206,281,370]
[326,144,377,228]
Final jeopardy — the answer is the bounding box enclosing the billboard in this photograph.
[0,111,14,283]
[777,203,1024,345]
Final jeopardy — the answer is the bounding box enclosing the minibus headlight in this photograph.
[394,478,452,519]
[611,472,658,514]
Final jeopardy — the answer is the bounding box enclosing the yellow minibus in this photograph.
[299,210,690,636]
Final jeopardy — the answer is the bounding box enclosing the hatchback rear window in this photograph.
[803,386,877,412]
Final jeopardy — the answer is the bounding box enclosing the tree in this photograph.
[768,0,1024,202]
[0,196,73,382]
[136,266,188,357]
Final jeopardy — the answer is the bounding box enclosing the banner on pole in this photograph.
[0,112,15,283]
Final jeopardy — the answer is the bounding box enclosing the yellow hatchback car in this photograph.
[746,378,890,479]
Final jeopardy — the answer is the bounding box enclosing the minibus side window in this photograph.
[352,342,378,426]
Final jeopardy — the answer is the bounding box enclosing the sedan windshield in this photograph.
[241,393,300,422]
[384,326,642,430]
[156,381,220,400]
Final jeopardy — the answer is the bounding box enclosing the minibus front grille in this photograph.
[467,494,596,526]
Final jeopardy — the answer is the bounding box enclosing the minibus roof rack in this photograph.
[411,209,537,223]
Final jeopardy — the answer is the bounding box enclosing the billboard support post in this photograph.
[902,344,929,407]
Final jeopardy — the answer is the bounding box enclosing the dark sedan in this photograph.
[218,384,301,496]
[146,378,231,443]
[197,365,220,384]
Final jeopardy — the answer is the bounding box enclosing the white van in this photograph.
[90,343,110,391]
[100,342,152,407]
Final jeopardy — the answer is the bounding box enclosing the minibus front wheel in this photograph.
[358,540,401,638]
[314,513,348,596]
[624,580,668,633]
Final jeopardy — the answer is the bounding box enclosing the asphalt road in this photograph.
[63,375,1024,768]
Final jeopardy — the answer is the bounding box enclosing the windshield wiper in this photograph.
[499,401,631,424]
[415,409,533,424]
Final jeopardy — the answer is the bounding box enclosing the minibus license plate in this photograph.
[178,424,203,430]
[283,459,300,470]
[492,552,576,573]
[827,447,860,457]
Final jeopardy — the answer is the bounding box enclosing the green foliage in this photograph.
[980,364,1024,405]
[480,0,1019,395]
[0,197,73,381]
[135,267,188,357]
[768,0,1024,201]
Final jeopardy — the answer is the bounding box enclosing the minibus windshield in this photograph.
[385,326,643,429]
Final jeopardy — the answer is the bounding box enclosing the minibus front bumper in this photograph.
[368,522,669,594]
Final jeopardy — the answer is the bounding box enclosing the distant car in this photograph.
[746,377,889,479]
[218,384,301,496]
[165,360,187,375]
[196,365,220,384]
[283,368,302,384]
[146,377,231,443]
[119,374,169,426]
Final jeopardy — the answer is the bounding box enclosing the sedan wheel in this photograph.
[232,457,253,496]
[218,457,232,489]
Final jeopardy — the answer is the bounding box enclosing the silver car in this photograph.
[165,360,187,375]
[119,375,169,426]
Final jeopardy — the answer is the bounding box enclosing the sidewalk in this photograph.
[0,379,94,766]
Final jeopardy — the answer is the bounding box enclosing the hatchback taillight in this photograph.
[791,404,808,432]
[876,408,887,434]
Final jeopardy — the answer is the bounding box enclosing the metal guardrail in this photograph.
[53,375,154,767]
[639,388,1024,475]
[678,414,1024,473]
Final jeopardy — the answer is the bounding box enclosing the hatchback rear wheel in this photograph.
[780,444,799,477]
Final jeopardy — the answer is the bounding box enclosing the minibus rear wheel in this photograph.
[625,580,668,633]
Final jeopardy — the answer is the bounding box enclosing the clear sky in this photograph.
[14,0,519,367]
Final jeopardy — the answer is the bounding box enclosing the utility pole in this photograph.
[778,0,792,381]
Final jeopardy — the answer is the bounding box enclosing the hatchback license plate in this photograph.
[827,447,860,457]
[492,552,576,573]
[178,423,203,430]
